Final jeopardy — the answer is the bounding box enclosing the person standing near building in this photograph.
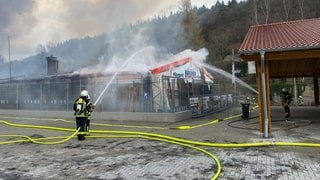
[280,88,292,118]
[74,90,91,140]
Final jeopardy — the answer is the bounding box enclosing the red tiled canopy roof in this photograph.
[238,18,320,130]
[239,18,320,54]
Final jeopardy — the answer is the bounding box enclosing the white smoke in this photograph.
[103,47,209,74]
[167,48,209,63]
[104,47,158,74]
[0,0,219,60]
[0,0,175,59]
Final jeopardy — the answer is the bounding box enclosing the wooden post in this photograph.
[256,59,272,133]
[255,60,264,132]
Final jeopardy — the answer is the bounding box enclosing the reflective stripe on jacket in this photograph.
[74,97,87,117]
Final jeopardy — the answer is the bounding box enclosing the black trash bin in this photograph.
[240,103,250,119]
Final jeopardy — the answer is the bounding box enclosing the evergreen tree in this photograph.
[180,0,206,50]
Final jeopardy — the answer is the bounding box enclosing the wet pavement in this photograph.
[0,106,319,179]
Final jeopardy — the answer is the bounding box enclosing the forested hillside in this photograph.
[1,0,319,79]
[201,0,320,64]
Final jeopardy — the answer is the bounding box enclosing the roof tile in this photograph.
[239,18,320,54]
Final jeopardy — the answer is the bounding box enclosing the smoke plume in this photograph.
[0,0,181,59]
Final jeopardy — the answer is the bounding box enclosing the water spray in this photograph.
[93,47,152,106]
[192,61,258,94]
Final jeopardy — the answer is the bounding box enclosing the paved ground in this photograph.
[0,106,319,179]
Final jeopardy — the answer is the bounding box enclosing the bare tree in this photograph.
[261,0,271,24]
[252,0,260,25]
[251,0,271,24]
[282,0,293,21]
[297,0,305,19]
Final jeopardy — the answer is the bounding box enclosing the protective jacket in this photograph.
[281,91,292,106]
[74,97,88,117]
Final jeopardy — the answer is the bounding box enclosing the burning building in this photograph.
[0,56,233,122]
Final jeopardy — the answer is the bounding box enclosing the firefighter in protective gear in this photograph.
[280,88,292,118]
[74,90,90,140]
[85,94,94,135]
[297,95,304,106]
[245,97,251,103]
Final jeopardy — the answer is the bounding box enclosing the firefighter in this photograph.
[85,94,94,135]
[297,95,304,106]
[280,88,292,118]
[74,90,90,140]
[245,97,251,104]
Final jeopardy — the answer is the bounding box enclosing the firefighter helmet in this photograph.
[80,90,88,97]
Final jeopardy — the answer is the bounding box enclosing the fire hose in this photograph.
[1,107,320,179]
[0,119,222,180]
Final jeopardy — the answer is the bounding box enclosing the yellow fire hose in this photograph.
[0,104,319,180]
[0,130,79,145]
[0,119,221,179]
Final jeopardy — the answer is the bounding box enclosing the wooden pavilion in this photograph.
[239,18,320,137]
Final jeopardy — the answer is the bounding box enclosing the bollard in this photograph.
[240,103,250,119]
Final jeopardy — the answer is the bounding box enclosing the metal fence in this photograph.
[0,74,234,117]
